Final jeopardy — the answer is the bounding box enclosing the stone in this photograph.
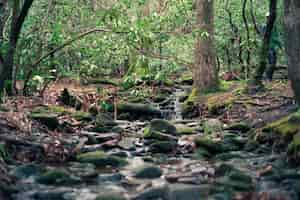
[166,184,210,200]
[98,173,124,183]
[95,193,127,200]
[30,112,59,130]
[36,169,81,185]
[116,103,162,121]
[32,188,72,200]
[76,151,127,167]
[147,119,177,135]
[194,137,223,154]
[133,165,163,179]
[149,141,177,153]
[93,113,118,133]
[68,162,97,179]
[131,184,168,200]
[12,163,44,179]
[226,122,251,133]
[71,111,93,121]
[203,119,223,134]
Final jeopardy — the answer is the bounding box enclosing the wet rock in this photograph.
[176,126,197,135]
[30,112,59,130]
[287,133,300,164]
[83,132,120,145]
[118,137,136,150]
[146,119,177,135]
[95,193,127,200]
[133,165,163,179]
[216,169,253,192]
[214,152,243,161]
[98,173,124,183]
[131,184,168,200]
[36,169,81,185]
[11,163,44,179]
[71,111,93,121]
[76,151,127,167]
[116,103,162,121]
[194,137,223,154]
[32,188,72,200]
[225,122,251,133]
[166,184,210,200]
[92,113,118,133]
[203,119,223,134]
[68,162,98,179]
[149,141,177,153]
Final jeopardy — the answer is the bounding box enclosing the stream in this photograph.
[7,86,300,200]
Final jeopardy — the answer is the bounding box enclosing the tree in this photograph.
[0,0,34,94]
[193,0,218,93]
[248,0,277,91]
[284,0,300,105]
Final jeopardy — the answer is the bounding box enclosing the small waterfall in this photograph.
[158,88,187,120]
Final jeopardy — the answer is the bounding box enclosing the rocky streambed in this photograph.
[1,83,300,200]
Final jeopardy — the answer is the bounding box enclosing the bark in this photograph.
[193,0,218,93]
[284,0,300,104]
[250,0,277,86]
[0,0,34,93]
[242,0,251,77]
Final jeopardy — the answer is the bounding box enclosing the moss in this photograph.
[176,127,196,135]
[95,194,126,200]
[36,170,80,185]
[194,136,223,154]
[287,133,300,164]
[263,112,300,138]
[76,151,127,167]
[71,111,92,121]
[30,113,59,130]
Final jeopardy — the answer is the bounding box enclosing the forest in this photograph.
[0,0,300,199]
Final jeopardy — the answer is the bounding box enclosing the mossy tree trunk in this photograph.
[284,0,300,105]
[193,0,218,94]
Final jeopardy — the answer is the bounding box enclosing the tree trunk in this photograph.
[251,0,277,87]
[193,0,218,93]
[284,0,300,104]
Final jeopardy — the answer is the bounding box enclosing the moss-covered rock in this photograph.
[143,119,178,141]
[116,103,162,121]
[92,113,118,133]
[287,133,300,164]
[176,126,197,135]
[36,170,80,185]
[71,111,93,121]
[203,119,223,134]
[182,88,200,119]
[149,141,177,153]
[133,165,163,179]
[30,112,59,130]
[76,151,127,167]
[225,122,251,133]
[194,137,223,154]
[95,193,126,200]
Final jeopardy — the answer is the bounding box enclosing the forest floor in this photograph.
[0,74,300,200]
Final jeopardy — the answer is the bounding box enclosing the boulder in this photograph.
[116,103,162,121]
[133,165,163,179]
[30,112,59,130]
[143,119,177,140]
[36,169,80,185]
[76,151,127,168]
[149,141,177,153]
[203,119,223,134]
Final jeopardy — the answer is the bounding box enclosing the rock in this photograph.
[93,113,118,133]
[11,163,44,179]
[98,173,124,183]
[133,165,163,179]
[131,184,168,200]
[287,133,300,164]
[216,169,253,192]
[194,137,223,154]
[203,119,223,134]
[83,132,120,145]
[71,111,93,121]
[179,73,193,85]
[116,103,162,121]
[68,162,97,179]
[176,126,197,135]
[166,184,210,200]
[30,112,59,130]
[36,169,80,185]
[149,141,177,153]
[143,119,177,140]
[32,188,72,200]
[118,137,136,150]
[95,193,127,200]
[76,151,127,167]
[225,122,251,133]
[58,88,82,109]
